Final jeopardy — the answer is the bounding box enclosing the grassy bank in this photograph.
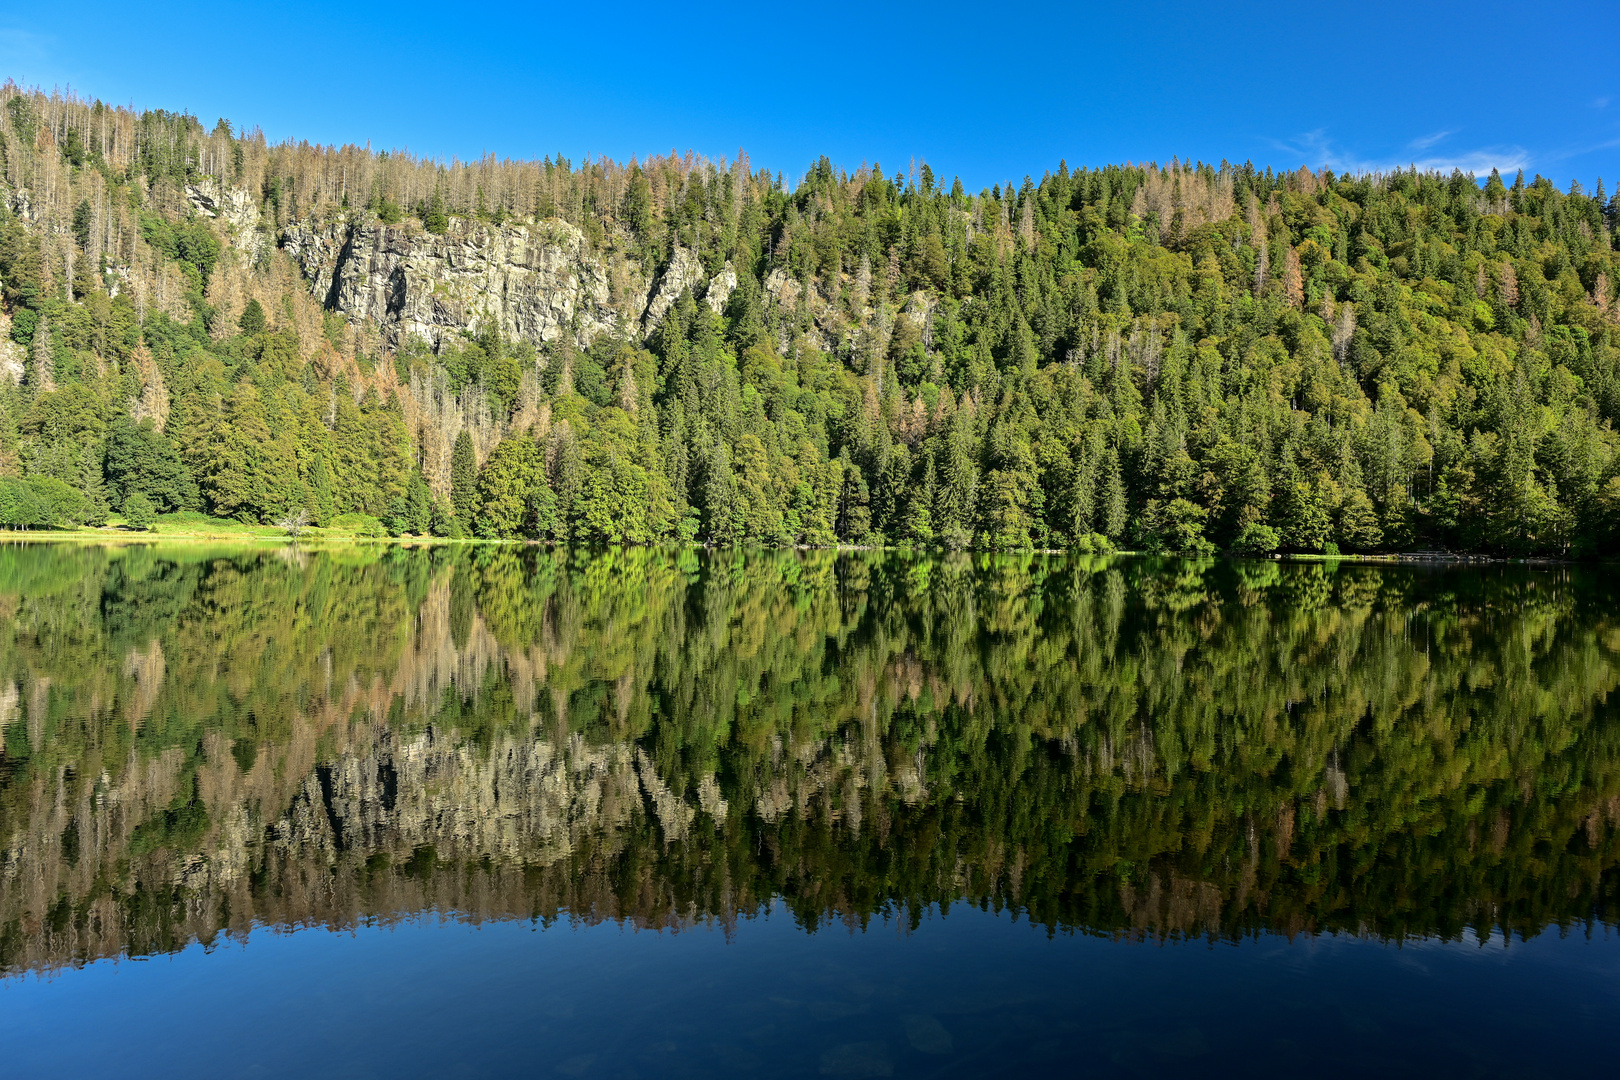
[0,512,459,543]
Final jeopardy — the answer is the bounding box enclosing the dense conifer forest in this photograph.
[1,83,1618,554]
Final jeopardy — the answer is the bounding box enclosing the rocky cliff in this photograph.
[280,213,740,351]
[178,181,888,358]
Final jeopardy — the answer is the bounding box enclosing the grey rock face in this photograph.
[186,180,268,262]
[0,311,23,385]
[705,261,738,315]
[640,246,705,333]
[282,216,655,350]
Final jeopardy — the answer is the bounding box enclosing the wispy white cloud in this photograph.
[1268,129,1530,177]
[1408,148,1531,175]
[1594,97,1612,109]
[1407,130,1453,151]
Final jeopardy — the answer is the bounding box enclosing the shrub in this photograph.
[123,493,155,531]
[330,512,388,538]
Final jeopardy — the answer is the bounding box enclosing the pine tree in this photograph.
[1275,461,1331,552]
[429,496,453,537]
[302,457,331,526]
[1057,444,1095,542]
[239,298,266,335]
[834,452,870,542]
[1100,447,1127,540]
[1338,486,1384,552]
[933,396,977,546]
[406,470,432,534]
[902,454,936,544]
[451,429,477,523]
[257,386,301,522]
[76,443,109,524]
[702,440,740,543]
[297,393,337,526]
[369,390,412,512]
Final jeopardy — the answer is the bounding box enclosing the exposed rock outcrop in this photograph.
[282,216,656,350]
[0,311,24,385]
[185,185,885,360]
[640,246,704,333]
[704,261,738,315]
[186,179,268,263]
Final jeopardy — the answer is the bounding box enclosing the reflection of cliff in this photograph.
[2,547,1619,976]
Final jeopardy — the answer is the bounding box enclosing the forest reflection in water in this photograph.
[1,542,1617,979]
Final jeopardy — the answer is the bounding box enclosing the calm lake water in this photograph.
[1,544,1616,1077]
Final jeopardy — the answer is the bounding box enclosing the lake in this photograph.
[1,544,1616,1077]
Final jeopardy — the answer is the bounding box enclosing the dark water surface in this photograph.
[1,544,1616,1077]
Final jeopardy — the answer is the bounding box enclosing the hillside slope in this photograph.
[1,84,1617,553]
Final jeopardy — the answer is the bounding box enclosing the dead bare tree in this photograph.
[277,507,311,538]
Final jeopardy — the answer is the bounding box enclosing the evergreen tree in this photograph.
[239,299,266,335]
[75,443,109,525]
[330,378,372,514]
[1099,448,1127,541]
[306,453,335,526]
[201,383,275,522]
[451,430,477,523]
[701,440,740,543]
[406,471,432,534]
[122,492,155,530]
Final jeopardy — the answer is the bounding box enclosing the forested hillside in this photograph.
[1,83,1617,554]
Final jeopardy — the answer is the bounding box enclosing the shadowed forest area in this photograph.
[1,86,1619,553]
[1,544,1616,975]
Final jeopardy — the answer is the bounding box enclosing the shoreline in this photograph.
[0,526,1603,566]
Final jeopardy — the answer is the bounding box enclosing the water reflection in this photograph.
[1,544,1617,976]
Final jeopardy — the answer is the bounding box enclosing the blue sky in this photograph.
[2,1,1616,192]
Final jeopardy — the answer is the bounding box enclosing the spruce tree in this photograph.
[238,299,266,335]
[201,383,273,522]
[1100,448,1127,541]
[306,454,335,525]
[451,430,477,523]
[76,443,109,525]
[702,440,739,543]
[406,471,432,534]
[330,378,371,513]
